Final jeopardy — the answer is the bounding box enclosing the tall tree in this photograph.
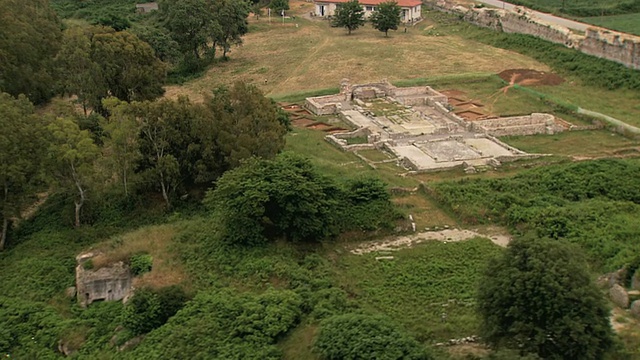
[0,94,49,250]
[477,237,614,359]
[269,0,289,14]
[370,1,401,37]
[158,0,214,62]
[0,0,62,104]
[202,82,287,176]
[332,0,366,35]
[55,27,105,116]
[213,0,250,58]
[101,98,142,197]
[91,29,167,104]
[47,117,100,227]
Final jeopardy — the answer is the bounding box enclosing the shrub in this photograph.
[122,286,189,336]
[314,313,431,360]
[130,253,153,276]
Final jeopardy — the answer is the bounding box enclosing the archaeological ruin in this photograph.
[75,251,133,307]
[305,80,568,172]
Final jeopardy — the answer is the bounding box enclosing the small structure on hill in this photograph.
[75,251,133,307]
[136,2,158,13]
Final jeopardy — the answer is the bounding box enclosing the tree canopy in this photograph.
[370,1,402,37]
[0,94,49,250]
[477,237,614,359]
[0,0,62,104]
[332,0,366,35]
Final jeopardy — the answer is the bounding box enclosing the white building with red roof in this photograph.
[314,0,422,23]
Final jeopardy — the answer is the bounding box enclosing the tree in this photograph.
[332,0,365,35]
[0,94,49,250]
[213,0,250,58]
[55,27,105,116]
[0,0,62,104]
[47,117,100,227]
[159,0,214,63]
[91,29,167,104]
[101,98,142,197]
[477,237,614,359]
[206,153,341,245]
[370,1,401,37]
[314,313,430,360]
[269,0,289,14]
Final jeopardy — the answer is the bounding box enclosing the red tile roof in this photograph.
[317,0,422,8]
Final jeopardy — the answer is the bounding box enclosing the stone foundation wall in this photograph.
[427,0,640,70]
[304,94,344,115]
[470,113,563,136]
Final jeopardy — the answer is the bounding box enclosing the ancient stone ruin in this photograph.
[75,251,133,307]
[305,80,561,172]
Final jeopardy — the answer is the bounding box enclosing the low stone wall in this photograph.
[470,113,563,136]
[304,94,344,115]
[427,0,640,70]
[325,128,376,151]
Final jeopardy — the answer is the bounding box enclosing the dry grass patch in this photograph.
[90,224,188,289]
[165,5,548,101]
[393,193,457,229]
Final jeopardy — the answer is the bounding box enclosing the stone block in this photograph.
[610,284,630,308]
[631,300,640,319]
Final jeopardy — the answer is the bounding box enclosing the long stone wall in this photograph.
[428,0,640,70]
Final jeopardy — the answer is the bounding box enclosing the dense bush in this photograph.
[314,313,431,360]
[432,159,640,270]
[129,253,153,275]
[122,286,189,335]
[206,153,400,245]
[126,289,302,359]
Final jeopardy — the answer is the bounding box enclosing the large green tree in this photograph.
[477,237,614,359]
[213,0,250,58]
[47,117,100,227]
[0,0,62,104]
[0,94,49,250]
[332,0,366,35]
[370,1,401,37]
[56,26,166,114]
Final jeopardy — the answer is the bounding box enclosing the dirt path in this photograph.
[350,228,511,254]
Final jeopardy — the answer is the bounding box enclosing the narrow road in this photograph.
[475,0,591,31]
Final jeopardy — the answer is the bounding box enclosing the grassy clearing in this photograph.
[90,224,189,290]
[503,0,640,16]
[164,0,548,102]
[332,238,502,342]
[500,130,640,157]
[393,193,458,229]
[581,13,640,35]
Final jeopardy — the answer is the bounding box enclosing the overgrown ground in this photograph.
[581,13,640,35]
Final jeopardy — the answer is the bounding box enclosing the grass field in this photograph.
[502,0,640,16]
[501,130,640,157]
[581,13,640,36]
[164,1,548,102]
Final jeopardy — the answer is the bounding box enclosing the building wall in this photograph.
[315,2,421,23]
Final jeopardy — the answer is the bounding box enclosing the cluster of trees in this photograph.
[0,82,288,250]
[332,0,402,36]
[206,153,401,245]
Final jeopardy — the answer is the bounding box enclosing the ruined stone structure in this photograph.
[76,252,133,307]
[307,81,553,172]
[428,0,640,70]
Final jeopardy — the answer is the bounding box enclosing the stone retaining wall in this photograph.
[427,0,640,70]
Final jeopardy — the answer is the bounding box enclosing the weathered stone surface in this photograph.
[65,286,76,298]
[632,269,640,290]
[76,252,133,307]
[631,300,640,319]
[610,284,630,309]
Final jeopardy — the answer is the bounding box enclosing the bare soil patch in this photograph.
[498,69,565,86]
[350,228,511,254]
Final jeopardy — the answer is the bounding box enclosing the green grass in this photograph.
[581,13,640,35]
[332,238,502,342]
[500,130,640,156]
[504,0,640,17]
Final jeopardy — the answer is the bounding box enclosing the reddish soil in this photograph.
[308,123,332,130]
[440,89,467,97]
[498,69,565,86]
[292,118,315,127]
[455,110,488,121]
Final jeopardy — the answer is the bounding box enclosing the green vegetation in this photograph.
[370,1,402,37]
[432,159,640,271]
[332,0,366,35]
[506,0,640,17]
[478,237,613,359]
[315,313,431,359]
[580,13,640,36]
